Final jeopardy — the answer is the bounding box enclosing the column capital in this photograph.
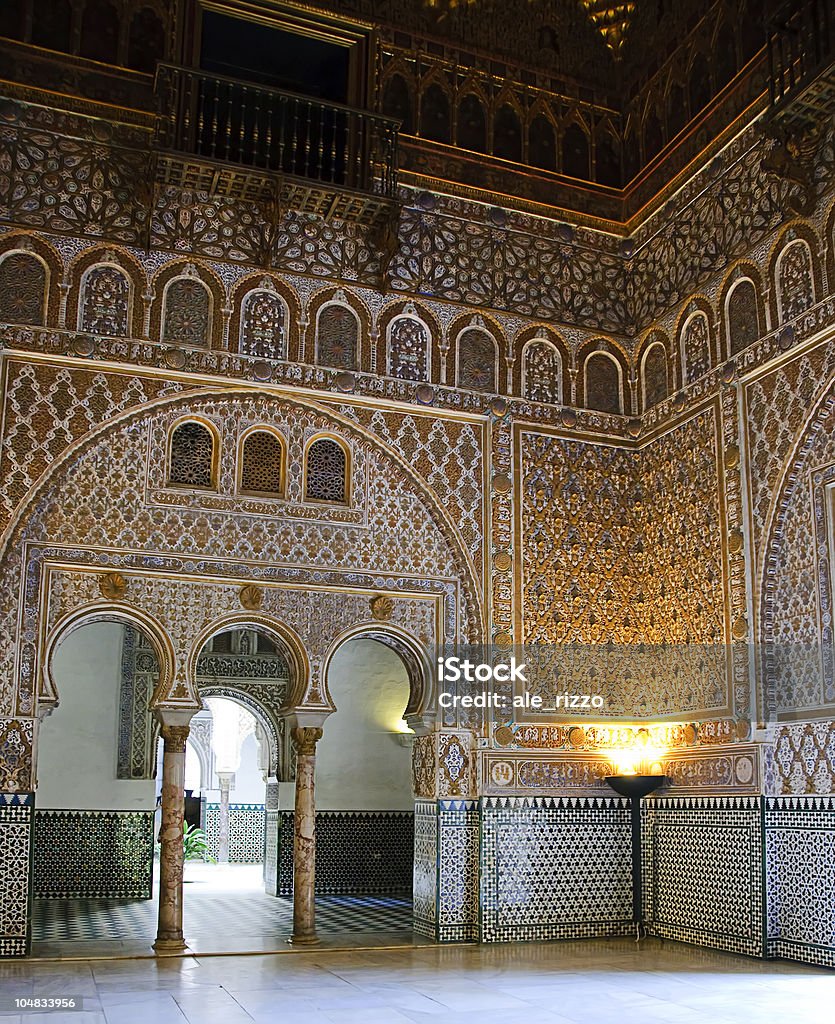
[155,707,198,728]
[291,726,323,757]
[155,708,198,751]
[160,723,190,752]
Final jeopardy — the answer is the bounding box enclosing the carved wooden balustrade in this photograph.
[767,0,834,125]
[153,64,400,224]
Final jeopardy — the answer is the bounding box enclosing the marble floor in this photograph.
[1,939,833,1024]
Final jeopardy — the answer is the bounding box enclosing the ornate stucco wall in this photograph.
[0,66,833,960]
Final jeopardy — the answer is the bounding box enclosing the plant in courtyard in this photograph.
[183,823,216,862]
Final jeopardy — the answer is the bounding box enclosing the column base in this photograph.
[289,932,320,946]
[153,937,189,955]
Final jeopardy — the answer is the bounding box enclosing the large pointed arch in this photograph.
[0,386,485,723]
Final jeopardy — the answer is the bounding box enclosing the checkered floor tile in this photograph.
[32,893,413,941]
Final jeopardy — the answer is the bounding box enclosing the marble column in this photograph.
[153,710,195,954]
[290,726,322,945]
[216,771,234,864]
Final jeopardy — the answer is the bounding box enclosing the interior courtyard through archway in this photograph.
[30,622,421,956]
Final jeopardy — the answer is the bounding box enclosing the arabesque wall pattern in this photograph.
[0,5,834,962]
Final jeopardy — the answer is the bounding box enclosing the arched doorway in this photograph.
[31,618,162,955]
[156,693,275,946]
[171,624,290,949]
[311,632,419,938]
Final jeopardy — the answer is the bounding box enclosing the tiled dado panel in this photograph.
[0,794,33,958]
[480,796,633,943]
[643,797,764,957]
[413,801,438,939]
[204,804,265,864]
[33,810,154,900]
[412,800,479,943]
[264,808,280,896]
[766,797,835,969]
[273,811,414,896]
[437,800,479,942]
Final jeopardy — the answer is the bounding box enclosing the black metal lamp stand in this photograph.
[605,774,668,939]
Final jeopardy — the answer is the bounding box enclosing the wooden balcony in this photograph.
[767,0,834,129]
[153,64,399,226]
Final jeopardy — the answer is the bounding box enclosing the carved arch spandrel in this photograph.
[186,613,310,711]
[38,568,441,717]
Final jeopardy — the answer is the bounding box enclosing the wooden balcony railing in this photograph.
[153,64,399,200]
[768,0,833,110]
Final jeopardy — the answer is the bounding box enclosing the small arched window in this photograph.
[644,112,663,161]
[305,438,348,503]
[457,327,497,392]
[740,12,764,64]
[688,52,712,116]
[128,7,165,74]
[0,251,47,325]
[523,340,561,404]
[623,122,639,182]
[31,0,71,51]
[162,270,212,346]
[317,303,359,370]
[420,84,451,144]
[458,94,487,153]
[681,312,711,384]
[595,129,621,188]
[79,264,131,336]
[642,343,669,410]
[382,75,413,134]
[493,105,522,163]
[80,0,119,64]
[240,283,286,358]
[0,2,25,39]
[777,240,815,322]
[715,24,737,88]
[529,115,556,171]
[562,122,590,179]
[240,430,284,497]
[726,279,760,355]
[667,82,687,140]
[585,352,622,414]
[168,422,216,489]
[388,314,430,381]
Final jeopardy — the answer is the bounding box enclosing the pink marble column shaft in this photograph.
[154,722,190,953]
[290,727,322,945]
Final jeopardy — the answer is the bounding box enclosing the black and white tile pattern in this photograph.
[204,803,265,863]
[32,892,412,943]
[481,796,633,943]
[274,810,413,896]
[0,792,33,958]
[643,796,764,958]
[33,809,154,900]
[766,795,835,969]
